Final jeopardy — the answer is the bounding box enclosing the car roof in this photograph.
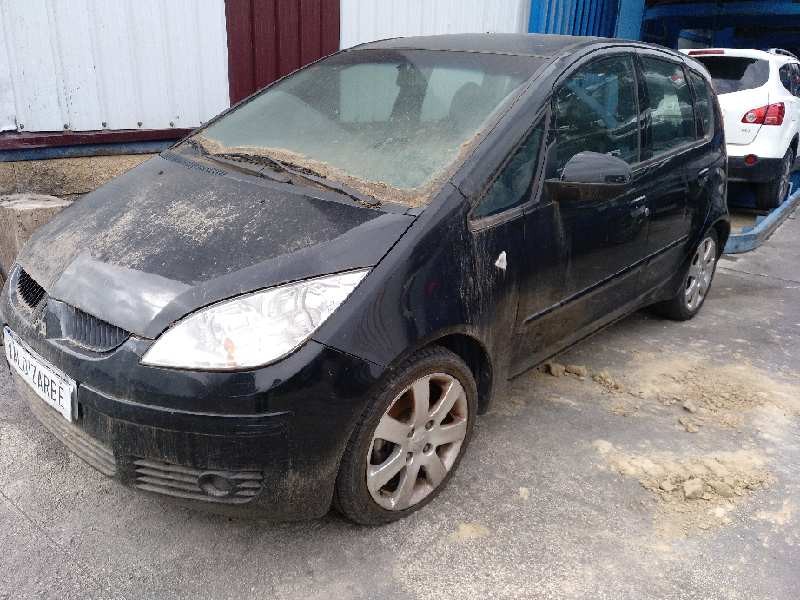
[682,48,798,64]
[354,33,608,57]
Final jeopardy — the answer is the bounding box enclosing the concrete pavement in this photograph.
[1,211,798,599]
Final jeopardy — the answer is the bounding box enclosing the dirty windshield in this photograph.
[198,49,543,205]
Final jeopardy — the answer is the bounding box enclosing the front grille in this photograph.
[17,268,46,309]
[17,375,117,477]
[58,303,130,352]
[133,459,263,504]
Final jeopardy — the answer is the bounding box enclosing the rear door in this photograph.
[692,54,770,145]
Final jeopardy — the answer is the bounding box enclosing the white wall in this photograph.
[340,0,531,49]
[0,0,230,133]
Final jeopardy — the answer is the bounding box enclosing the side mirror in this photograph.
[546,151,632,203]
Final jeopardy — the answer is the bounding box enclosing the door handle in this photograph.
[630,196,649,218]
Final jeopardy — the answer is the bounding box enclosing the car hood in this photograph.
[15,153,414,339]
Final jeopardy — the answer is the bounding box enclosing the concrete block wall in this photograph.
[0,194,72,287]
[0,154,151,198]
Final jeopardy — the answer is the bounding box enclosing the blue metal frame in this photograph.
[645,0,800,20]
[529,0,621,37]
[724,190,800,253]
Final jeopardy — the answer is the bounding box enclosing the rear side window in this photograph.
[549,54,639,176]
[793,64,800,97]
[473,121,544,219]
[692,56,769,94]
[689,71,714,138]
[779,63,800,96]
[640,57,696,157]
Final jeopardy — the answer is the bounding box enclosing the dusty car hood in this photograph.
[15,153,414,339]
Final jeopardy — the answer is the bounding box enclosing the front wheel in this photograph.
[334,347,477,525]
[652,229,719,321]
[756,148,794,211]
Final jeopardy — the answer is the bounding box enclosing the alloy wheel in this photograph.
[778,151,793,205]
[685,236,717,312]
[366,373,468,511]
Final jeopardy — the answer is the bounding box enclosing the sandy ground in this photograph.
[1,210,799,599]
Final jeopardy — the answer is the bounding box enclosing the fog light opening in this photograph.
[198,473,236,497]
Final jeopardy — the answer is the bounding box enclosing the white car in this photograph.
[684,48,800,209]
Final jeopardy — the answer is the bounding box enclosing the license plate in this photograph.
[4,327,75,421]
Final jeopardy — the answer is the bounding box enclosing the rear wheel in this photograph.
[334,347,477,525]
[756,147,793,210]
[652,229,719,321]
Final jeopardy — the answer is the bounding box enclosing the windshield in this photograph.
[198,49,543,205]
[693,56,769,94]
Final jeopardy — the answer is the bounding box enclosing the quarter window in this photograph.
[780,64,793,94]
[549,55,639,177]
[473,121,545,219]
[688,71,714,138]
[640,58,696,157]
[787,63,800,97]
[794,64,800,97]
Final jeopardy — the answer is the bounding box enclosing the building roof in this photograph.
[355,33,606,57]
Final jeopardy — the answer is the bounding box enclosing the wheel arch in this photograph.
[431,333,494,415]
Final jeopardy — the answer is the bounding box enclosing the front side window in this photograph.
[689,71,714,138]
[473,121,545,219]
[548,55,639,177]
[640,57,696,157]
[198,50,542,206]
[791,64,800,97]
[788,63,800,97]
[779,64,795,95]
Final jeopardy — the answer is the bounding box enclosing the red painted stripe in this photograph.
[300,0,322,65]
[226,0,257,104]
[225,0,340,103]
[253,0,279,89]
[277,0,301,78]
[320,0,340,55]
[0,129,191,151]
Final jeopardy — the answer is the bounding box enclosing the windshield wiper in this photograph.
[273,160,381,208]
[184,139,380,208]
[207,152,292,183]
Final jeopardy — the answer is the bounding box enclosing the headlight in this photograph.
[141,269,368,369]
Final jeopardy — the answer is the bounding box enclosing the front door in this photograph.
[635,54,697,291]
[512,53,651,373]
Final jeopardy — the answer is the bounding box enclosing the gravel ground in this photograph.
[1,211,799,600]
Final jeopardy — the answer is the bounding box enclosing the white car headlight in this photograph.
[141,269,368,370]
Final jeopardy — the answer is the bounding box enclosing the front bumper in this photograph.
[3,296,383,519]
[727,155,785,183]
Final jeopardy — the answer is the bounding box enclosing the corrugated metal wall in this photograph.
[0,0,230,133]
[339,0,530,49]
[225,0,340,105]
[528,0,619,38]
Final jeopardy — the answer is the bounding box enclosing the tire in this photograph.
[334,346,477,525]
[652,229,719,321]
[756,147,794,211]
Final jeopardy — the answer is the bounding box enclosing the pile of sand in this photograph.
[594,440,772,536]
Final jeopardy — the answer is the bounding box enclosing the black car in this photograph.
[2,34,728,525]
